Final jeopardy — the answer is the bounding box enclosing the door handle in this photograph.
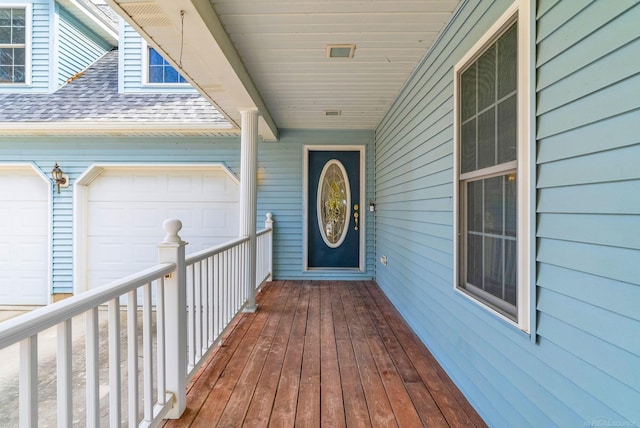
[354,204,359,231]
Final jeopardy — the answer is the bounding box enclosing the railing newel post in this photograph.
[158,219,188,419]
[265,213,274,282]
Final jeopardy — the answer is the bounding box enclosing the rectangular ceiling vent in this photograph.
[326,44,355,59]
[324,110,342,117]
[121,2,171,27]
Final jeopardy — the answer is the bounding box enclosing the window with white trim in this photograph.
[454,3,530,329]
[0,7,26,83]
[147,47,187,84]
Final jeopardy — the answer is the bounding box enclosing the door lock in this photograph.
[354,204,359,231]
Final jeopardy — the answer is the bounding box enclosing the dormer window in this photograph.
[0,7,26,83]
[147,47,186,84]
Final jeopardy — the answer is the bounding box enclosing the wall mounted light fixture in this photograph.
[51,162,69,194]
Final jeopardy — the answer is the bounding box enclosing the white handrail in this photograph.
[0,263,174,349]
[186,235,249,265]
[0,213,274,427]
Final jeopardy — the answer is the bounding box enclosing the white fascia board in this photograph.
[0,121,240,136]
[56,0,119,44]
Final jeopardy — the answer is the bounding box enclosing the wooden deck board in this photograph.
[163,280,487,428]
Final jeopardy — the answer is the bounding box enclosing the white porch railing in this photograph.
[0,214,273,427]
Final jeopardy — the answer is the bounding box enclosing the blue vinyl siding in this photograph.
[0,129,374,294]
[120,20,195,94]
[535,0,640,425]
[258,129,375,280]
[56,5,112,88]
[375,0,640,426]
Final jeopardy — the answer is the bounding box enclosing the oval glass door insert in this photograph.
[317,159,351,248]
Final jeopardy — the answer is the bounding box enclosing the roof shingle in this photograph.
[0,50,232,128]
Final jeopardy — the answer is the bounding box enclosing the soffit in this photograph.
[105,0,461,138]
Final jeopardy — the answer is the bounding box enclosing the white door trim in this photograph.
[303,145,365,272]
[73,163,239,293]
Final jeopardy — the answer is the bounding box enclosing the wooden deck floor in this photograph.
[163,280,486,428]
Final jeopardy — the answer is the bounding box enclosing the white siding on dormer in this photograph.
[119,19,195,94]
[56,4,113,88]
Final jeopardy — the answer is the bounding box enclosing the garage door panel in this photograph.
[87,167,239,291]
[0,168,48,304]
[133,207,164,231]
[202,206,239,234]
[2,171,46,200]
[0,276,44,299]
[166,175,194,194]
[0,204,47,236]
[88,239,132,265]
[202,175,238,201]
[18,241,48,265]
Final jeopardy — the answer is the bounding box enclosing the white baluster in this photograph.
[86,308,100,427]
[19,335,38,428]
[127,290,139,425]
[57,319,73,427]
[143,282,153,421]
[109,298,122,427]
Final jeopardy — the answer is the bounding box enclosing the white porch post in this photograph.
[240,108,259,312]
[159,219,187,418]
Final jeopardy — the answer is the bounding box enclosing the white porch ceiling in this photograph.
[106,0,461,140]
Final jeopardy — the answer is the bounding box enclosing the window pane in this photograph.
[505,173,517,237]
[498,24,517,98]
[0,48,12,65]
[13,65,24,82]
[164,66,179,83]
[497,94,517,163]
[467,180,482,232]
[0,10,11,27]
[477,107,495,169]
[477,45,495,110]
[149,48,163,65]
[14,48,24,65]
[461,64,476,121]
[461,119,476,173]
[0,65,11,82]
[505,239,517,306]
[484,176,503,235]
[483,236,503,299]
[12,9,25,26]
[0,27,10,44]
[467,233,483,288]
[149,65,163,82]
[12,26,25,44]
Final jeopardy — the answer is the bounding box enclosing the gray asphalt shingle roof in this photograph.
[0,50,232,128]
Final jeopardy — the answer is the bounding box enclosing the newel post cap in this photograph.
[162,219,183,243]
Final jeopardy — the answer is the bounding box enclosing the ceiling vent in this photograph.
[326,44,356,59]
[324,110,342,117]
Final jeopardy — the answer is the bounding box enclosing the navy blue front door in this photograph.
[307,150,361,269]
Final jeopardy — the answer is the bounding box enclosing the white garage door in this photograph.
[0,167,49,305]
[86,167,239,289]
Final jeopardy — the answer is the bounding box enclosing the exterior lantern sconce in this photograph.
[369,199,375,212]
[51,162,69,194]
